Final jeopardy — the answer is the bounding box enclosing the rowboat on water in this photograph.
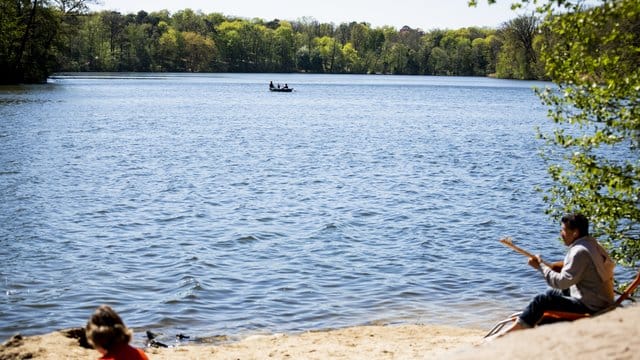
[269,87,293,92]
[269,81,293,92]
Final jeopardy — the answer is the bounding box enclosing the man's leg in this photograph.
[518,289,592,327]
[494,289,591,337]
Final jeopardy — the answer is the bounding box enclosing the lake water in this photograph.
[1,73,567,343]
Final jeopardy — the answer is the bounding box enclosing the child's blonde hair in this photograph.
[85,305,132,351]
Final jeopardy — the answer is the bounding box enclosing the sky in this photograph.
[89,0,528,30]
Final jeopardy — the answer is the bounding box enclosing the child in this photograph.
[85,305,149,360]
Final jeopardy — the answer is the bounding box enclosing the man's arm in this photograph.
[527,257,563,272]
[549,261,564,272]
[541,248,589,290]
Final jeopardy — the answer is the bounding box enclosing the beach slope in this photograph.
[1,305,638,359]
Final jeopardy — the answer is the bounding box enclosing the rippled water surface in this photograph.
[1,73,566,342]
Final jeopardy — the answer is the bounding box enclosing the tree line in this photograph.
[1,0,545,84]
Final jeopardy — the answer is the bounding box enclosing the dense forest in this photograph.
[1,0,545,84]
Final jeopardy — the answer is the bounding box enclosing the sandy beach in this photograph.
[2,304,639,359]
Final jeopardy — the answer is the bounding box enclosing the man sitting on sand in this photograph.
[501,213,615,334]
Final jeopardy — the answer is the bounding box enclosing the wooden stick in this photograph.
[499,237,554,267]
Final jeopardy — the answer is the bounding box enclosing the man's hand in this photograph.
[528,255,543,270]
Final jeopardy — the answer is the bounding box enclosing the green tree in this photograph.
[536,0,640,267]
[451,36,473,75]
[314,35,339,72]
[362,27,385,73]
[437,30,473,75]
[384,43,410,74]
[417,29,445,74]
[99,11,125,70]
[51,0,94,14]
[182,31,216,72]
[157,23,183,71]
[495,14,540,79]
[1,0,61,83]
[216,20,244,71]
[378,26,400,73]
[171,8,206,33]
[120,22,152,71]
[494,38,524,78]
[428,47,450,75]
[295,45,322,72]
[244,22,271,72]
[341,42,362,73]
[273,21,296,72]
[470,37,490,75]
[474,0,640,270]
[216,19,270,72]
[349,22,369,53]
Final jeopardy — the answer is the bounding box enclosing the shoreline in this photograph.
[2,304,639,359]
[0,323,485,360]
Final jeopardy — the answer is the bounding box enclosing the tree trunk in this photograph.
[13,0,39,82]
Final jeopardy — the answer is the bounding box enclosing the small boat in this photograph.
[269,87,293,92]
[269,81,293,92]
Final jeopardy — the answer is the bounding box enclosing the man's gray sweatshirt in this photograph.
[539,236,615,311]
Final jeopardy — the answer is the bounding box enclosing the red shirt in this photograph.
[99,344,149,360]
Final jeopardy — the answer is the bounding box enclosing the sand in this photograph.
[2,304,639,359]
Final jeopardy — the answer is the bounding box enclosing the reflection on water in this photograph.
[1,73,564,341]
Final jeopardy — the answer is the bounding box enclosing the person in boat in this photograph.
[86,305,149,360]
[269,81,274,89]
[283,83,289,89]
[500,213,615,334]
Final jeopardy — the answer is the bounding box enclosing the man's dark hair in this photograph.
[561,213,589,237]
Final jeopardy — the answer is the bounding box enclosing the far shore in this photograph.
[2,304,639,359]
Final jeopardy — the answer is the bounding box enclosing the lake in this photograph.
[1,73,566,343]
